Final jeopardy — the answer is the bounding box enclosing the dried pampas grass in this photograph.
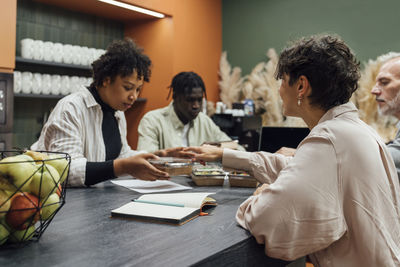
[353,52,400,142]
[241,48,306,127]
[218,51,244,109]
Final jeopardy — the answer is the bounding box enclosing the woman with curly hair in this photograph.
[32,38,174,186]
[183,34,400,265]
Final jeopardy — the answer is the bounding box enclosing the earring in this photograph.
[297,97,302,106]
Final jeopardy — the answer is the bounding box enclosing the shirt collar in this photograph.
[82,86,99,109]
[164,102,194,129]
[318,102,358,124]
[88,85,116,113]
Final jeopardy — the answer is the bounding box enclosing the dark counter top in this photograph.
[0,177,297,267]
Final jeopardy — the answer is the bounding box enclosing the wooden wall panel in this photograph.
[0,0,17,71]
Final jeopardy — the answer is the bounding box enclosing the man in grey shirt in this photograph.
[372,56,400,180]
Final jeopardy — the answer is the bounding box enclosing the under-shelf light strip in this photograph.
[97,0,165,18]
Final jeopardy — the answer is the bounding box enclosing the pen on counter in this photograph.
[132,199,185,207]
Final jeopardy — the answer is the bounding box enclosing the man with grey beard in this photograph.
[372,56,400,180]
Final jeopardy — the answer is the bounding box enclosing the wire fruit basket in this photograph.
[0,150,71,246]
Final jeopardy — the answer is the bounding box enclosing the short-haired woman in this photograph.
[183,35,400,265]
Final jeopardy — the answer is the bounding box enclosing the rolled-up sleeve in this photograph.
[223,149,291,184]
[235,135,346,260]
[32,108,87,187]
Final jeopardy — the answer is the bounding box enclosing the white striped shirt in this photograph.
[31,87,141,187]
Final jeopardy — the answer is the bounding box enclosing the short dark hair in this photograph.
[169,71,207,99]
[91,38,151,88]
[275,34,360,110]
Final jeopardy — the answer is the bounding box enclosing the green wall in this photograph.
[222,0,400,75]
[16,0,124,55]
[14,0,124,148]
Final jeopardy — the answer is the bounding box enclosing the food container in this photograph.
[0,150,70,246]
[191,165,226,186]
[228,170,258,188]
[149,157,193,176]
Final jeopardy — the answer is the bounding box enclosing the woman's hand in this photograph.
[114,153,170,181]
[182,145,224,162]
[154,147,186,158]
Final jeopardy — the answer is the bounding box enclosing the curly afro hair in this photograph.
[275,34,360,111]
[91,38,151,88]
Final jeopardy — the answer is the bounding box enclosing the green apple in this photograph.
[0,156,38,191]
[15,154,36,166]
[8,225,35,243]
[0,190,12,218]
[47,155,69,184]
[41,193,60,220]
[29,164,60,199]
[0,221,10,245]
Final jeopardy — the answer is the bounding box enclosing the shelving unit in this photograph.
[14,57,147,102]
[15,56,92,77]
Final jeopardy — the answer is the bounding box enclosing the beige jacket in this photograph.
[137,102,244,152]
[223,102,400,266]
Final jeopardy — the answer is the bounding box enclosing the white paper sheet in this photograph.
[110,178,192,193]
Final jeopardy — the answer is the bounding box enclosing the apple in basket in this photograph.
[25,151,69,184]
[41,193,60,221]
[47,155,69,184]
[29,164,60,199]
[8,225,35,243]
[0,155,38,192]
[0,189,12,218]
[6,192,39,230]
[0,220,10,245]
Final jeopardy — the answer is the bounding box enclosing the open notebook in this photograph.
[111,192,217,225]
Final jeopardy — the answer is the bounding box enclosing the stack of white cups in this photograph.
[14,70,92,96]
[21,72,33,94]
[31,73,42,94]
[20,38,106,66]
[41,74,52,95]
[14,71,22,93]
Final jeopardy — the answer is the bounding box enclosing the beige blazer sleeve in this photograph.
[222,149,291,184]
[234,135,347,260]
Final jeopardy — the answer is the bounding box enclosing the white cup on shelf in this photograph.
[70,76,80,93]
[41,74,52,95]
[62,44,73,64]
[31,73,42,94]
[21,38,34,59]
[60,75,71,95]
[53,43,63,63]
[80,46,90,66]
[96,49,105,60]
[72,45,82,65]
[89,48,98,64]
[21,71,33,94]
[42,41,54,62]
[79,77,87,88]
[50,74,61,95]
[13,71,22,93]
[32,40,44,61]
